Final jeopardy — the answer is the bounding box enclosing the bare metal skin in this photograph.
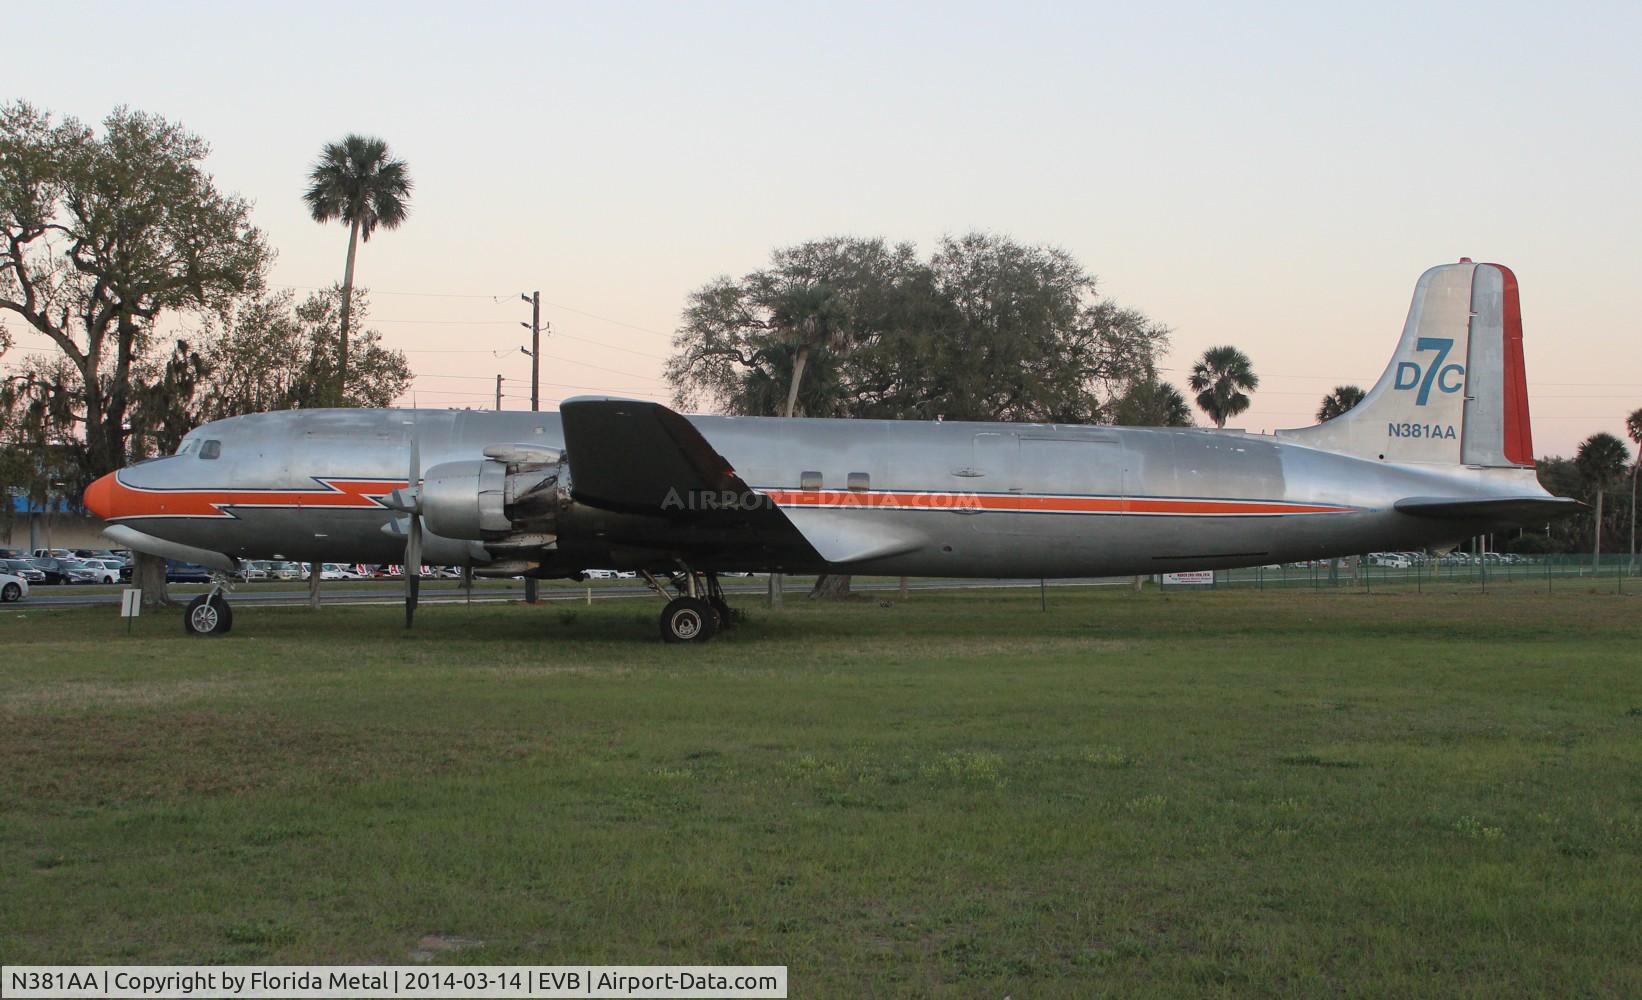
[85,263,1571,597]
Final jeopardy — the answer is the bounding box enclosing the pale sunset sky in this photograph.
[8,1,1639,456]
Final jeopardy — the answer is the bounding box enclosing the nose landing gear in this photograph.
[183,577,235,636]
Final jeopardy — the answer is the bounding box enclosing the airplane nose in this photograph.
[84,472,117,520]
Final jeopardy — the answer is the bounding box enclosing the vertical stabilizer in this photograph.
[1276,262,1534,467]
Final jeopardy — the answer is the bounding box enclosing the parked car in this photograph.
[0,558,45,583]
[165,560,213,583]
[0,571,29,602]
[61,559,119,584]
[316,563,366,580]
[85,557,131,581]
[267,561,305,581]
[33,548,74,560]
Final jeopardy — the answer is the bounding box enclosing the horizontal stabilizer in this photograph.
[1394,495,1582,522]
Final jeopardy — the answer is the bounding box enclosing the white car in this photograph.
[319,563,370,580]
[62,559,120,584]
[0,572,29,602]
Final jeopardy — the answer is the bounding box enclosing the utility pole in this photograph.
[521,291,543,604]
[495,374,503,411]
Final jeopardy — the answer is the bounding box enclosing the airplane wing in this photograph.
[560,397,756,514]
[1394,495,1583,522]
[559,398,926,567]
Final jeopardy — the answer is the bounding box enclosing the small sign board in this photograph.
[120,589,142,618]
[1162,571,1215,586]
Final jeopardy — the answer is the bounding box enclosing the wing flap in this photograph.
[780,508,926,564]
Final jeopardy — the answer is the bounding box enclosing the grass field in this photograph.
[3,584,1640,997]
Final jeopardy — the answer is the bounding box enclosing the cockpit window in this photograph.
[174,440,198,457]
[200,440,222,460]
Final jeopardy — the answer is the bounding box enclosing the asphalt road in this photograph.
[17,576,1138,609]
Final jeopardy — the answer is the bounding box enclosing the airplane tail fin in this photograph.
[1277,262,1534,468]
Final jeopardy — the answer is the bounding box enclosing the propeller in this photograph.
[404,433,421,628]
[383,427,424,629]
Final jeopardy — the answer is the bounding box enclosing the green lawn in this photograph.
[3,586,1640,997]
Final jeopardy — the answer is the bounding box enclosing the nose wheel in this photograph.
[183,577,235,636]
[183,592,233,635]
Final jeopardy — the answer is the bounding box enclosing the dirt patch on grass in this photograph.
[869,637,1134,660]
[2,678,266,715]
[0,709,550,806]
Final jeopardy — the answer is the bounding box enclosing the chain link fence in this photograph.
[1155,554,1640,595]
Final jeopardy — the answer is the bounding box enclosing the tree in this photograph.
[1110,375,1193,427]
[0,103,270,604]
[303,135,411,404]
[1188,346,1259,429]
[197,286,411,419]
[1574,432,1629,570]
[0,102,270,494]
[1627,407,1642,572]
[770,283,849,418]
[668,234,1169,423]
[1317,385,1365,422]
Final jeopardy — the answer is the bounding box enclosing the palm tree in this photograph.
[1575,431,1630,570]
[1188,345,1259,429]
[1111,375,1193,427]
[303,135,412,404]
[771,283,847,418]
[1316,385,1365,423]
[1626,407,1642,573]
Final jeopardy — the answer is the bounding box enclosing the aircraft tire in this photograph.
[660,596,717,643]
[183,594,233,636]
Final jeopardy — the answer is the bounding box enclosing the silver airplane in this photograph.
[85,261,1576,641]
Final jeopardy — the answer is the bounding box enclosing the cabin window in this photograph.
[200,440,222,460]
[800,471,822,490]
[847,472,870,492]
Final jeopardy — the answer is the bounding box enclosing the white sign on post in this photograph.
[120,589,142,632]
[1162,571,1215,586]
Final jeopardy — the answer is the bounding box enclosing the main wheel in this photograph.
[659,596,717,643]
[183,593,233,635]
[2,582,20,602]
[709,598,742,630]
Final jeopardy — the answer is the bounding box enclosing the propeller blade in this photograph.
[405,426,422,629]
[405,516,422,629]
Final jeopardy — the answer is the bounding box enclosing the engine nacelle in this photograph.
[420,455,570,541]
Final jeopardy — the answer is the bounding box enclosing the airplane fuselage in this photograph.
[97,406,1534,578]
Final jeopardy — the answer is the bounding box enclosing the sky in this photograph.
[7,1,1640,456]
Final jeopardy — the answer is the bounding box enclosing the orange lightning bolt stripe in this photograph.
[96,473,409,520]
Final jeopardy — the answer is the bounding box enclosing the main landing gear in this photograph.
[643,568,739,643]
[183,577,235,636]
